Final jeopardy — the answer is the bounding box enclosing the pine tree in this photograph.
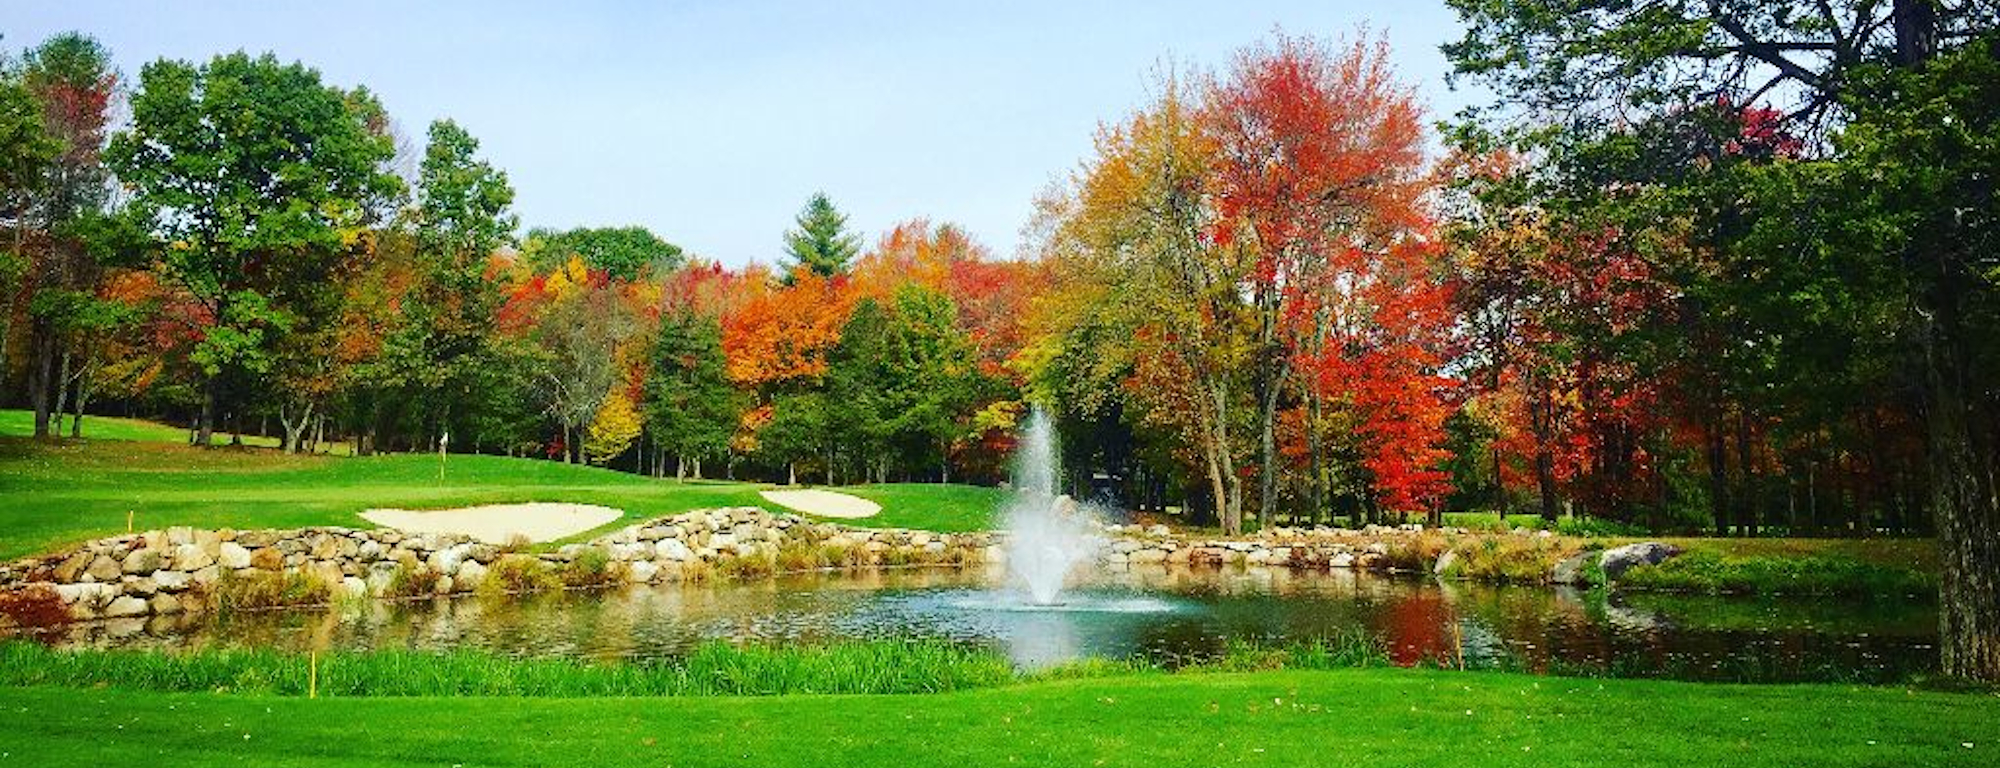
[781,192,860,280]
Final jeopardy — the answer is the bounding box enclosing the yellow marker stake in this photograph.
[310,650,318,699]
[127,510,134,534]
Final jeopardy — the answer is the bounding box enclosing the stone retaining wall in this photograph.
[1,509,1633,629]
[0,507,1000,626]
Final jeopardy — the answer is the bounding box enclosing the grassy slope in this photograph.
[0,408,282,447]
[835,482,1007,532]
[0,438,774,560]
[0,430,1009,559]
[1,669,1995,767]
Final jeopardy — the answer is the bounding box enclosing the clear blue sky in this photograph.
[7,1,1479,266]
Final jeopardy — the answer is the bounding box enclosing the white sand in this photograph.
[360,503,625,544]
[759,489,882,519]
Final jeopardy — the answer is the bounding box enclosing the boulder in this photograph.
[53,551,93,582]
[236,530,281,548]
[148,593,184,615]
[1598,542,1682,581]
[455,560,488,589]
[172,543,214,571]
[53,582,118,607]
[628,560,659,584]
[1330,552,1356,569]
[342,576,367,598]
[249,548,283,571]
[1551,552,1595,585]
[191,565,221,587]
[153,570,193,593]
[123,576,159,597]
[103,595,150,618]
[1128,548,1168,564]
[656,539,694,562]
[121,548,163,575]
[217,542,252,570]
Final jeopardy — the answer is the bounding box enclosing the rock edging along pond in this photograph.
[0,507,1673,628]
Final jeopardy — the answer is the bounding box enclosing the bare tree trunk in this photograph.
[51,350,72,436]
[1529,376,1560,524]
[68,360,91,438]
[1707,412,1732,537]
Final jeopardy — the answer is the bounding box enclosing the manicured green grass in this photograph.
[0,437,775,560]
[0,667,1993,767]
[0,434,1019,560]
[0,407,280,447]
[1618,547,1937,598]
[832,482,1007,532]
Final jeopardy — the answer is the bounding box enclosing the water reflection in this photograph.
[4,565,1939,683]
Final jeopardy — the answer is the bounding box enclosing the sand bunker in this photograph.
[360,503,625,544]
[759,489,882,519]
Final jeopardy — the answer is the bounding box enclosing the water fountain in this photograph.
[1000,407,1099,605]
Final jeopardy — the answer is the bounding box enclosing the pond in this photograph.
[11,565,1937,684]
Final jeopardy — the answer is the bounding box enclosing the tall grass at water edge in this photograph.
[0,634,1390,698]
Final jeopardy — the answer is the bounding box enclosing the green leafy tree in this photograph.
[827,286,983,482]
[0,51,57,402]
[523,225,682,281]
[643,309,739,477]
[782,192,860,280]
[106,52,400,445]
[378,118,518,449]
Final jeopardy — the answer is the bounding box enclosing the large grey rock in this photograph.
[1551,551,1595,585]
[1598,542,1683,581]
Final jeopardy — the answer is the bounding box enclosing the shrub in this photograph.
[776,542,825,572]
[1379,531,1450,571]
[715,552,776,580]
[211,570,333,613]
[482,555,558,596]
[0,585,69,628]
[381,559,441,600]
[816,542,859,568]
[559,547,626,588]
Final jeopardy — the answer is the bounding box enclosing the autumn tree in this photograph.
[18,33,116,439]
[1444,0,2000,680]
[1205,31,1434,528]
[1036,72,1258,531]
